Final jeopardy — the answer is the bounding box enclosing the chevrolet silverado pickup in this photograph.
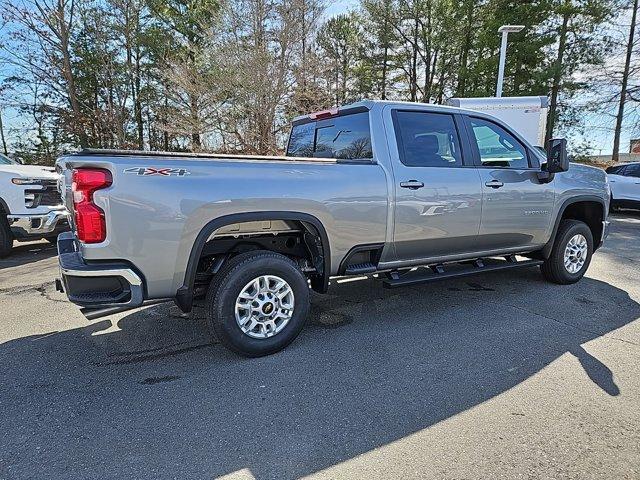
[0,153,68,257]
[55,100,610,356]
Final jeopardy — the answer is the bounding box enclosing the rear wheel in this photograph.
[0,214,13,258]
[541,219,593,284]
[205,250,310,357]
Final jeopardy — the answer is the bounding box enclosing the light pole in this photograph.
[496,25,524,97]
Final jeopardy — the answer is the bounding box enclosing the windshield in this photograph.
[0,154,16,165]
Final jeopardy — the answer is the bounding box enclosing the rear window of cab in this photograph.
[287,111,373,160]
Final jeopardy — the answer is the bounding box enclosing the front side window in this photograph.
[469,117,529,169]
[287,111,373,160]
[394,111,463,167]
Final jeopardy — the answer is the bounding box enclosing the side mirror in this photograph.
[546,138,569,173]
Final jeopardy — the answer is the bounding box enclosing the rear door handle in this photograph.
[485,180,504,189]
[400,180,424,190]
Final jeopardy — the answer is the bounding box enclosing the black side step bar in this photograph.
[383,257,544,289]
[344,262,377,275]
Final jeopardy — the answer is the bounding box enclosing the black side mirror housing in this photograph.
[546,138,569,173]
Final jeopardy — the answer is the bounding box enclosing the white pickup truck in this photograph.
[0,153,68,257]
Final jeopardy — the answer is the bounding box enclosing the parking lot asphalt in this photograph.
[1,213,639,480]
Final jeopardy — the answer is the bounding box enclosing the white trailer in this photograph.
[446,96,548,147]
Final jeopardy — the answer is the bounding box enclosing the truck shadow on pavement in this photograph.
[2,262,639,479]
[0,240,57,269]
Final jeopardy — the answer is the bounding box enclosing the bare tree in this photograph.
[2,0,88,147]
[613,0,638,161]
[0,108,7,155]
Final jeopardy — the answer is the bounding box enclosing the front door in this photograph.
[389,109,483,263]
[465,116,555,251]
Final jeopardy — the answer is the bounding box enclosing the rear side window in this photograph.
[287,111,373,160]
[393,111,463,167]
[624,164,640,178]
[469,117,529,169]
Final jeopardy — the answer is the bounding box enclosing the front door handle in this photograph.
[400,180,425,190]
[485,180,504,189]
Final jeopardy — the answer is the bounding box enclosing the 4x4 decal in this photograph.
[124,167,191,177]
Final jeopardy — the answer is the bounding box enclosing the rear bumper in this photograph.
[56,231,144,310]
[8,209,69,238]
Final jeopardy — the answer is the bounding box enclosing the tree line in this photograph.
[0,0,638,164]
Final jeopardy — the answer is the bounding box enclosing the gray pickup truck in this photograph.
[55,100,610,356]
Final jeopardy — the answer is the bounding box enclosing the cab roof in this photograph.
[291,100,476,125]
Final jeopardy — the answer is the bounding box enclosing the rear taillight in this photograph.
[72,168,112,243]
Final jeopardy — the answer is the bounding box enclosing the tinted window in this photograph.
[607,165,627,175]
[624,164,640,178]
[394,111,462,167]
[469,117,529,169]
[287,112,372,160]
[287,122,315,157]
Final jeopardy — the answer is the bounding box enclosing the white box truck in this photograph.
[446,96,548,147]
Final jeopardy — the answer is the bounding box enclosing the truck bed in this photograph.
[57,149,390,299]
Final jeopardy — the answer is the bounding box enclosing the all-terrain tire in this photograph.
[540,219,593,285]
[0,213,13,258]
[204,250,310,357]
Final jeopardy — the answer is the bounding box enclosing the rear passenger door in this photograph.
[623,164,640,201]
[389,109,483,263]
[465,116,555,251]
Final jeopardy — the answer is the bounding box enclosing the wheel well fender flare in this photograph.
[542,195,606,258]
[175,211,331,312]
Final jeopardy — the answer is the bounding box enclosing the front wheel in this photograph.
[205,250,310,357]
[541,219,593,284]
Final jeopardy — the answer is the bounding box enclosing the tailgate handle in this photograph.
[485,180,504,189]
[400,180,424,190]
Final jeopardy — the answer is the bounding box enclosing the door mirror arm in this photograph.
[537,162,555,184]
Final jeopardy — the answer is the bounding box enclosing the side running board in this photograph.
[344,262,377,275]
[382,256,543,289]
